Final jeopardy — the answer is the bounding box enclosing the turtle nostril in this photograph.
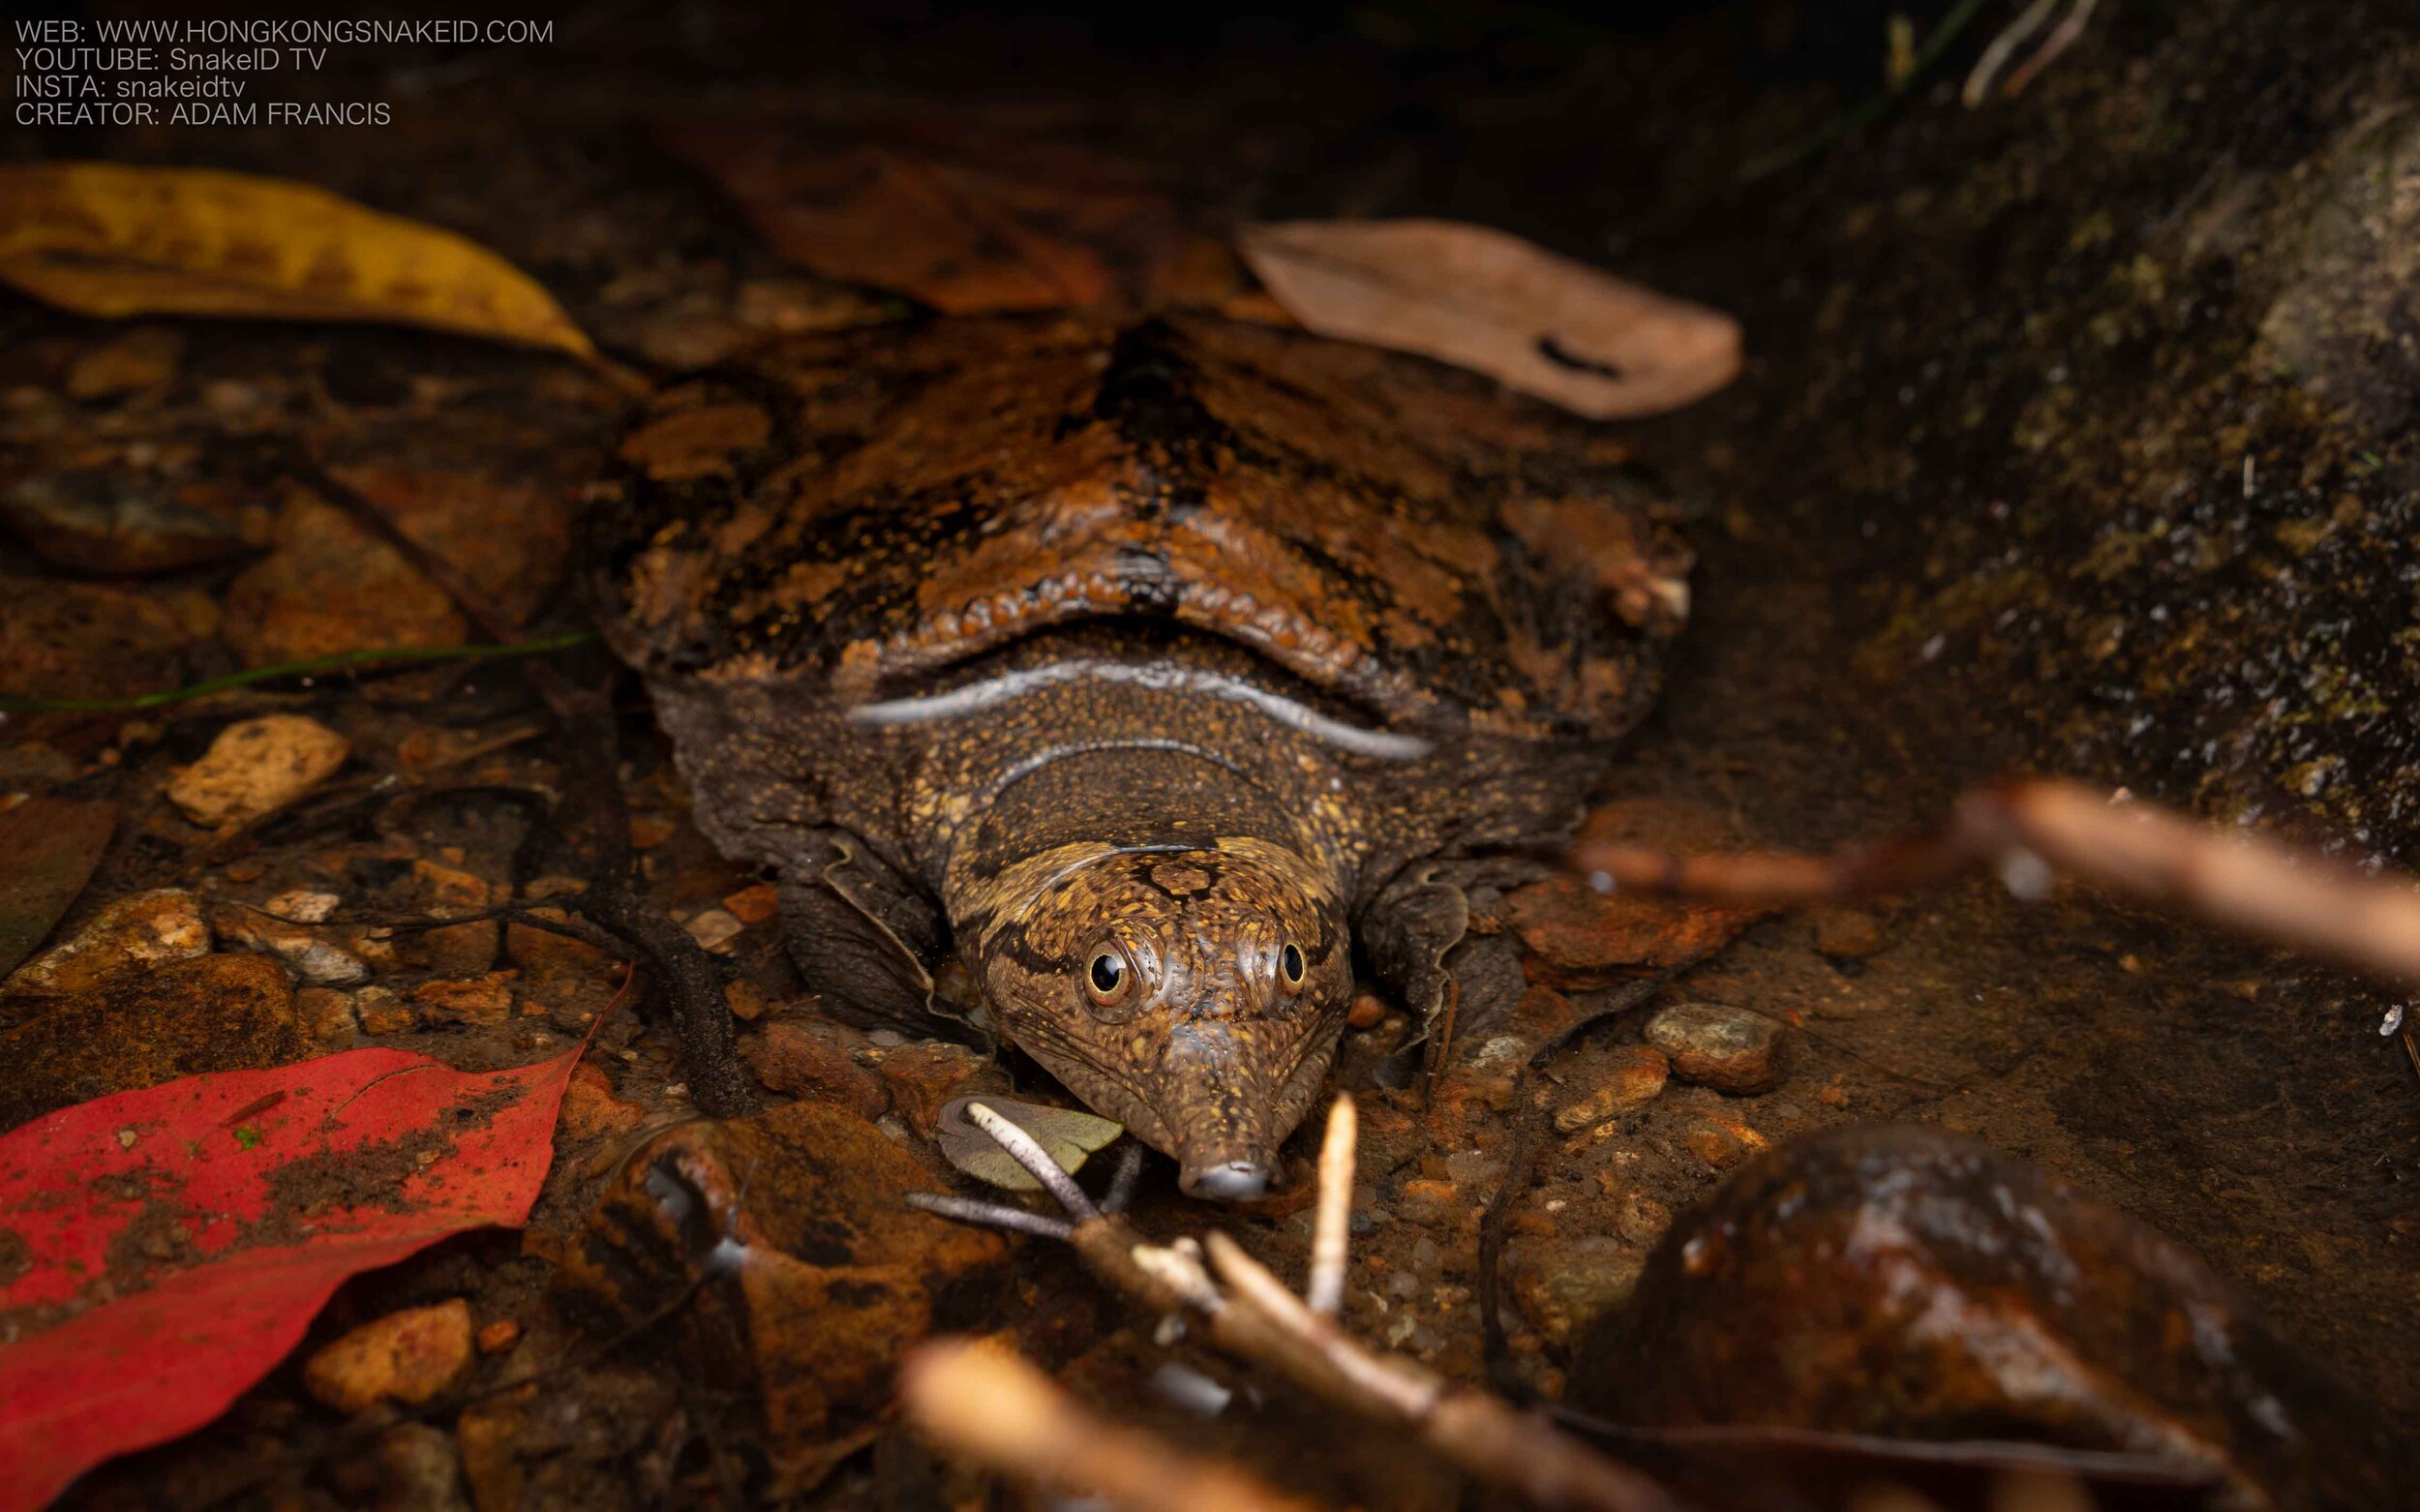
[1183,1161,1271,1201]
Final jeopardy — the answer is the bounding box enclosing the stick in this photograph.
[1306,1095,1355,1316]
[1571,778,2420,989]
[900,1339,1330,1512]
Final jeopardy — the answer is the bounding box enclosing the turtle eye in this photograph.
[1084,949,1133,1009]
[1280,942,1306,988]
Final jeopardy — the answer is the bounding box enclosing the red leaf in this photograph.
[0,1042,588,1509]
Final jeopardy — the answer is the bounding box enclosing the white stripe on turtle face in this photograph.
[846,658,1433,761]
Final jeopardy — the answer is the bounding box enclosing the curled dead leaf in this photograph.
[0,162,595,361]
[935,1094,1122,1192]
[1237,219,1741,420]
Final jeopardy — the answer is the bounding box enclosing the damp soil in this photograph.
[11,1,2420,1505]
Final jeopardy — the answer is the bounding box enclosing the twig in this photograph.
[1306,1093,1355,1316]
[1961,0,2060,106]
[900,1339,1331,1512]
[1997,0,2100,98]
[1571,778,2420,989]
[0,632,600,713]
[925,1090,1681,1512]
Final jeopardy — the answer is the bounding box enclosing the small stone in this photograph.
[1393,1176,1462,1227]
[1813,908,1884,959]
[3,889,211,995]
[275,935,372,985]
[1346,992,1387,1029]
[1553,1045,1671,1133]
[628,814,676,850]
[722,882,779,924]
[408,860,499,978]
[1684,1111,1770,1170]
[302,1299,474,1415]
[504,907,617,983]
[868,1040,1003,1133]
[167,714,350,828]
[296,985,358,1043]
[355,984,411,1035]
[265,889,342,923]
[681,908,743,953]
[475,1319,522,1356]
[0,579,191,711]
[365,1422,467,1512]
[559,1064,647,1141]
[1614,1190,1673,1248]
[745,1020,887,1118]
[1645,1001,1785,1095]
[410,973,516,1025]
[724,979,771,1020]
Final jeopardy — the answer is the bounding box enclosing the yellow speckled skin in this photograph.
[595,314,1687,1195]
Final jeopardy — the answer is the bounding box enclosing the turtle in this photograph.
[592,310,1690,1198]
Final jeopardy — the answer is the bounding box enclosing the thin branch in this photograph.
[901,1338,1332,1512]
[1306,1095,1355,1316]
[965,1102,1101,1219]
[1572,778,2420,990]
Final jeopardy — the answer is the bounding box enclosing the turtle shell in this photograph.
[595,312,1689,742]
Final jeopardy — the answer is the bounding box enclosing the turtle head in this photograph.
[965,837,1349,1199]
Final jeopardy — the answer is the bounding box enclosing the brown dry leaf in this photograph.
[669,124,1188,316]
[1237,219,1742,419]
[0,162,595,360]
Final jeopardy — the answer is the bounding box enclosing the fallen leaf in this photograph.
[1237,219,1741,419]
[0,1041,590,1510]
[0,162,595,360]
[0,799,115,981]
[669,124,1185,316]
[935,1094,1122,1192]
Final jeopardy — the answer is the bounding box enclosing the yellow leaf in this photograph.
[1237,219,1741,420]
[935,1094,1124,1193]
[0,162,595,361]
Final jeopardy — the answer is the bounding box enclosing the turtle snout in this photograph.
[1181,1159,1272,1201]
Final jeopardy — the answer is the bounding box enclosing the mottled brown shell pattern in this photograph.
[596,313,1690,742]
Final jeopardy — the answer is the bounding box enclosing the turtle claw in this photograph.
[912,1102,1153,1237]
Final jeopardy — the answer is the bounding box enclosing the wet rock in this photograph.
[338,1423,469,1512]
[1553,1045,1670,1133]
[1572,1125,2420,1511]
[558,1064,646,1141]
[263,889,341,923]
[3,889,211,996]
[1644,1001,1783,1094]
[681,907,744,953]
[212,900,373,986]
[745,1020,887,1118]
[1680,1108,1769,1169]
[556,1099,1007,1454]
[64,326,183,400]
[166,714,350,828]
[475,1319,522,1356]
[1612,1190,1672,1249]
[355,985,412,1035]
[407,860,499,978]
[1506,1234,1647,1347]
[504,906,618,985]
[722,882,779,925]
[303,1299,474,1415]
[410,974,516,1026]
[1,469,247,575]
[295,985,359,1043]
[867,1040,1005,1134]
[0,953,306,1127]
